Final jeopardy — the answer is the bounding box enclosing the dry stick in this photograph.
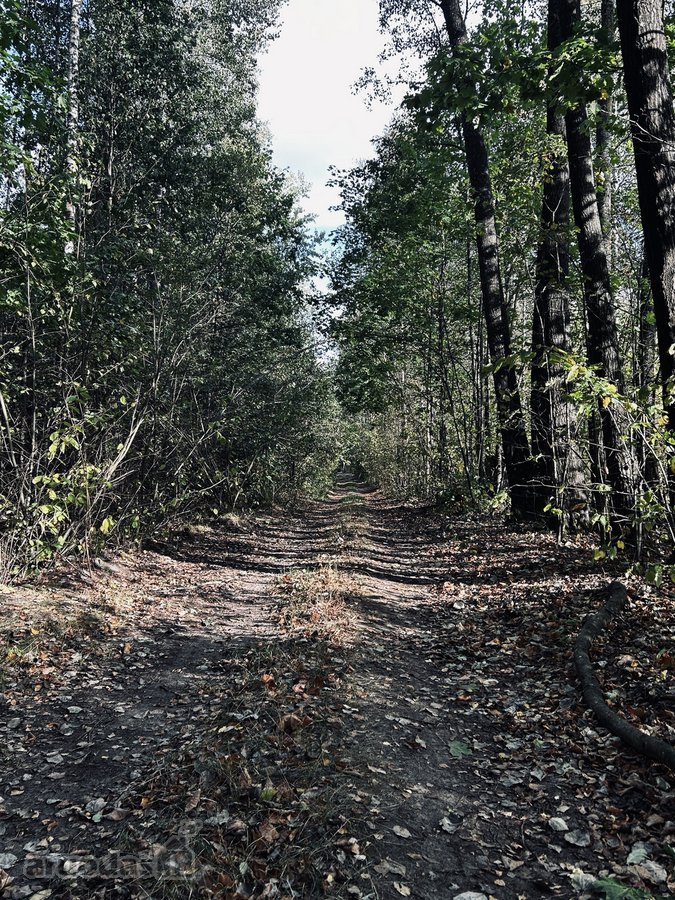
[575,581,675,771]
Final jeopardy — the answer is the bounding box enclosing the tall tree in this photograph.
[438,0,536,516]
[596,0,616,254]
[616,0,675,467]
[557,0,630,515]
[531,0,584,520]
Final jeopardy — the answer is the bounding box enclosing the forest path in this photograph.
[0,480,673,899]
[311,476,673,899]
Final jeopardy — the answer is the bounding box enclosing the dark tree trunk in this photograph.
[439,0,535,516]
[635,252,660,485]
[616,0,675,481]
[596,0,616,258]
[558,0,631,517]
[531,0,586,524]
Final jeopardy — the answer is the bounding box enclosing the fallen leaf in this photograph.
[564,829,591,847]
[205,810,231,826]
[448,740,472,758]
[185,789,201,813]
[569,870,596,891]
[258,820,280,844]
[633,860,667,885]
[278,713,303,734]
[627,845,649,865]
[106,808,130,822]
[374,859,406,877]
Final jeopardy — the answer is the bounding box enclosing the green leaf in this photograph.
[448,740,472,758]
[591,877,664,899]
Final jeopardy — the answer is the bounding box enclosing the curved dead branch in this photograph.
[574,581,675,772]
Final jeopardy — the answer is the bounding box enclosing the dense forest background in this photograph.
[333,0,675,578]
[0,0,340,574]
[2,0,675,578]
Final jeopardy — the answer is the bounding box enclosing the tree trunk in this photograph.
[636,255,657,399]
[616,0,675,487]
[596,0,616,261]
[66,0,82,227]
[439,0,535,516]
[558,0,631,520]
[635,251,659,486]
[531,0,586,525]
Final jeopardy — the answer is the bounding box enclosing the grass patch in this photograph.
[276,560,359,644]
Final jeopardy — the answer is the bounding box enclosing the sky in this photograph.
[256,0,404,234]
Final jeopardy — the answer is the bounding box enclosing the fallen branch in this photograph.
[574,581,675,772]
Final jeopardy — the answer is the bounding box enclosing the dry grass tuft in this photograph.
[276,560,359,645]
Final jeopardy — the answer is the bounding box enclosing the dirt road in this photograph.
[0,478,672,898]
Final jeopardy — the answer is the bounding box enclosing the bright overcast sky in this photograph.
[257,0,403,234]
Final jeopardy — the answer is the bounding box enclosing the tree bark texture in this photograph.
[617,0,675,452]
[66,0,82,222]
